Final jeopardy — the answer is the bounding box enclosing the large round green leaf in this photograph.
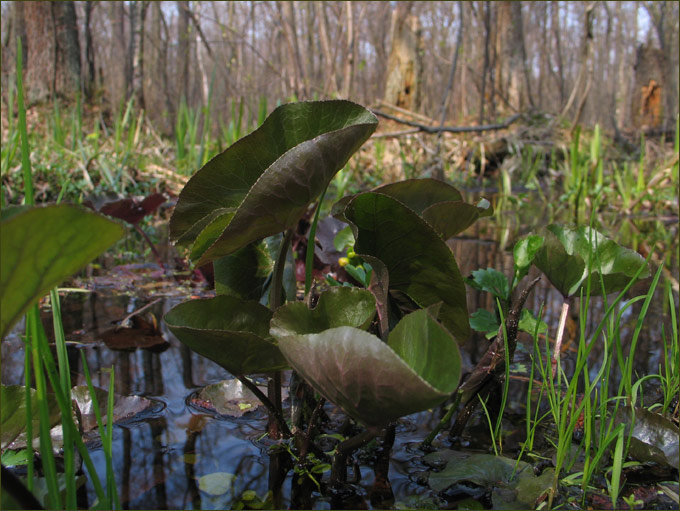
[371,179,463,215]
[421,199,493,239]
[213,240,273,300]
[169,100,377,266]
[342,192,470,342]
[275,309,461,427]
[368,179,492,239]
[533,224,650,297]
[0,205,124,339]
[164,295,288,375]
[270,286,376,337]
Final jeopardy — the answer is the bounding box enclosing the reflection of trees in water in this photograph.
[1,242,673,508]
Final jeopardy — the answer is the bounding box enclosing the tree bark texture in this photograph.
[494,1,530,112]
[23,1,81,104]
[84,2,96,101]
[383,2,423,112]
[631,45,666,130]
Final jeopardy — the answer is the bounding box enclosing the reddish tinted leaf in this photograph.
[99,193,166,225]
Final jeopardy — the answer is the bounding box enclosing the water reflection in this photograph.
[1,227,676,509]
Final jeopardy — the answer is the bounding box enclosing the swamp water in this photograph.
[2,214,677,510]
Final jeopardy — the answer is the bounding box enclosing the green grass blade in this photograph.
[50,288,76,509]
[28,313,61,509]
[38,335,108,507]
[23,329,35,492]
[16,38,33,206]
[608,425,626,507]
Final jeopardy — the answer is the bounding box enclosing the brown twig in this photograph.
[370,109,522,135]
[447,276,542,439]
[116,297,162,330]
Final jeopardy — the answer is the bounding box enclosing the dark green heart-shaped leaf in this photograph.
[270,286,376,338]
[169,100,377,265]
[1,205,124,339]
[366,179,491,239]
[342,192,470,341]
[274,308,461,426]
[533,224,649,297]
[372,179,463,215]
[214,240,273,300]
[164,296,288,375]
[421,200,493,239]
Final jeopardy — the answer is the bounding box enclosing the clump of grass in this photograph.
[522,251,661,508]
[12,37,119,510]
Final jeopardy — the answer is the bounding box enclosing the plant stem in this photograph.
[421,390,462,448]
[267,229,294,438]
[330,427,379,486]
[552,301,570,378]
[299,397,326,460]
[133,224,165,269]
[270,229,293,310]
[305,188,327,298]
[237,375,291,438]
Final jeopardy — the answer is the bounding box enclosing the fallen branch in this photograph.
[374,101,437,124]
[370,109,522,135]
[371,128,421,139]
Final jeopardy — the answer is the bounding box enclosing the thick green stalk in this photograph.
[267,229,294,438]
[305,188,327,297]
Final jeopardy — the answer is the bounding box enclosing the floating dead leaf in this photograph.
[189,379,267,417]
[71,386,161,432]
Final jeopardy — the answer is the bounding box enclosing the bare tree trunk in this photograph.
[177,1,190,104]
[561,3,595,124]
[383,2,423,111]
[317,2,337,95]
[538,2,549,110]
[84,2,96,101]
[277,1,305,98]
[130,1,147,109]
[478,1,491,124]
[495,1,530,112]
[23,1,81,104]
[459,2,467,118]
[112,2,127,103]
[552,1,566,107]
[340,1,355,99]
